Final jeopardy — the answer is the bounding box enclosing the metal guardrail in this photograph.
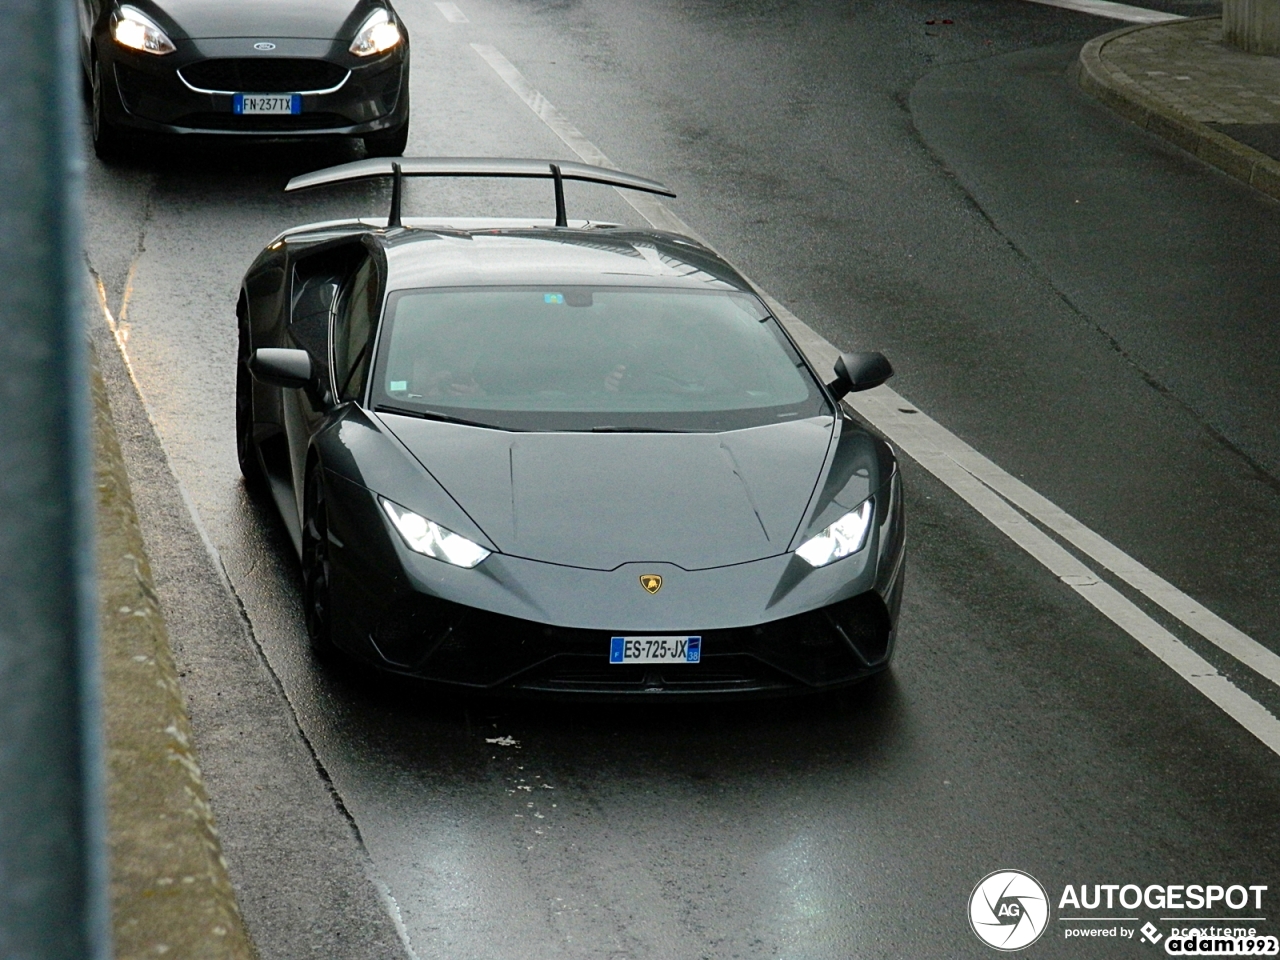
[0,0,111,955]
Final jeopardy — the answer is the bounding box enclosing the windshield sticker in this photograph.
[544,293,565,304]
[389,380,408,391]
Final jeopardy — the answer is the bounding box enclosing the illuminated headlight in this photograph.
[111,6,176,55]
[380,498,490,568]
[349,9,402,56]
[795,499,874,568]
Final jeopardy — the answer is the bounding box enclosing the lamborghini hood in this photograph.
[377,415,836,571]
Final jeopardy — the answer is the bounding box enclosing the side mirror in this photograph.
[826,352,893,400]
[249,348,314,390]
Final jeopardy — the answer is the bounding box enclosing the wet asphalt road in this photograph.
[83,0,1280,957]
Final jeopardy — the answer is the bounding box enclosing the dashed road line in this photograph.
[434,2,469,23]
[472,42,1280,759]
[470,44,700,240]
[874,396,1280,690]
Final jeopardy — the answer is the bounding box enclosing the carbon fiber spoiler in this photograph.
[285,157,675,228]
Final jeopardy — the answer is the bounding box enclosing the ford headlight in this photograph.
[111,6,176,55]
[380,498,490,568]
[795,499,874,568]
[349,9,402,56]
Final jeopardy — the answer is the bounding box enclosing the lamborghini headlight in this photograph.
[349,9,402,56]
[380,498,490,568]
[795,499,874,568]
[111,6,176,55]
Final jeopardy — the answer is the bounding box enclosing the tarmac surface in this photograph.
[85,0,1280,957]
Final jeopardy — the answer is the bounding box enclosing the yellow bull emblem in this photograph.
[639,574,663,595]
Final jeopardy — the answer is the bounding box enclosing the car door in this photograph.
[283,244,382,527]
[330,253,381,411]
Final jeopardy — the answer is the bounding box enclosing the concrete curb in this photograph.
[92,340,257,960]
[1078,16,1280,202]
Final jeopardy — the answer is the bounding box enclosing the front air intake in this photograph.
[180,58,348,93]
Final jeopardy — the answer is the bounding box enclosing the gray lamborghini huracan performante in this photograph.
[238,158,905,697]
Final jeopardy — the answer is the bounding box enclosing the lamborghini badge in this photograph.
[639,574,663,595]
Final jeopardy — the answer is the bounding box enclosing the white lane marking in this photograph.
[473,44,1280,758]
[842,395,1280,753]
[867,395,1280,689]
[861,405,1280,755]
[435,1,469,23]
[1020,0,1184,24]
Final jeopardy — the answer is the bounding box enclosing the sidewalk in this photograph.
[93,334,256,960]
[1079,16,1280,201]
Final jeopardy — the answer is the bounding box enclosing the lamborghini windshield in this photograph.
[370,286,831,432]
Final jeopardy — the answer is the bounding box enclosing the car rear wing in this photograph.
[285,157,676,229]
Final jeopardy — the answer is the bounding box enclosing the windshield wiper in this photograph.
[375,405,509,430]
[376,407,688,433]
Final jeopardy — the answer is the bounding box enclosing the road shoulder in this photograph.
[90,294,410,960]
[94,335,256,960]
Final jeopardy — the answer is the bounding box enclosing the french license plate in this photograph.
[233,94,301,115]
[609,635,701,664]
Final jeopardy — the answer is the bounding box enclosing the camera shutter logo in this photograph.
[968,870,1050,951]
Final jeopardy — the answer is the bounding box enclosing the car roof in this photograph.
[277,219,754,294]
[381,227,752,293]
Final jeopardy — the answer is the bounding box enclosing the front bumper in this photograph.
[324,469,906,698]
[365,586,901,697]
[98,37,408,138]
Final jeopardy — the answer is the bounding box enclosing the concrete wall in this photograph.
[1225,0,1280,55]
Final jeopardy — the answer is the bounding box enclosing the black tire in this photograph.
[235,324,266,492]
[363,119,409,158]
[302,467,341,661]
[91,58,127,163]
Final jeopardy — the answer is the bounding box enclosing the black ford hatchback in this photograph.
[78,0,410,159]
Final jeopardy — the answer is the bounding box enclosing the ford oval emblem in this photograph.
[253,41,276,51]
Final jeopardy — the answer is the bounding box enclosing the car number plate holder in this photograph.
[609,635,701,664]
[233,94,301,115]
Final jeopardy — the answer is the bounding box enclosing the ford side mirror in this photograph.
[826,352,893,400]
[249,347,314,390]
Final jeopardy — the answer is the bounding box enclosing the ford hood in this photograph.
[149,0,373,41]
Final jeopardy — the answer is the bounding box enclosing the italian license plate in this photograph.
[609,635,701,664]
[233,94,301,115]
